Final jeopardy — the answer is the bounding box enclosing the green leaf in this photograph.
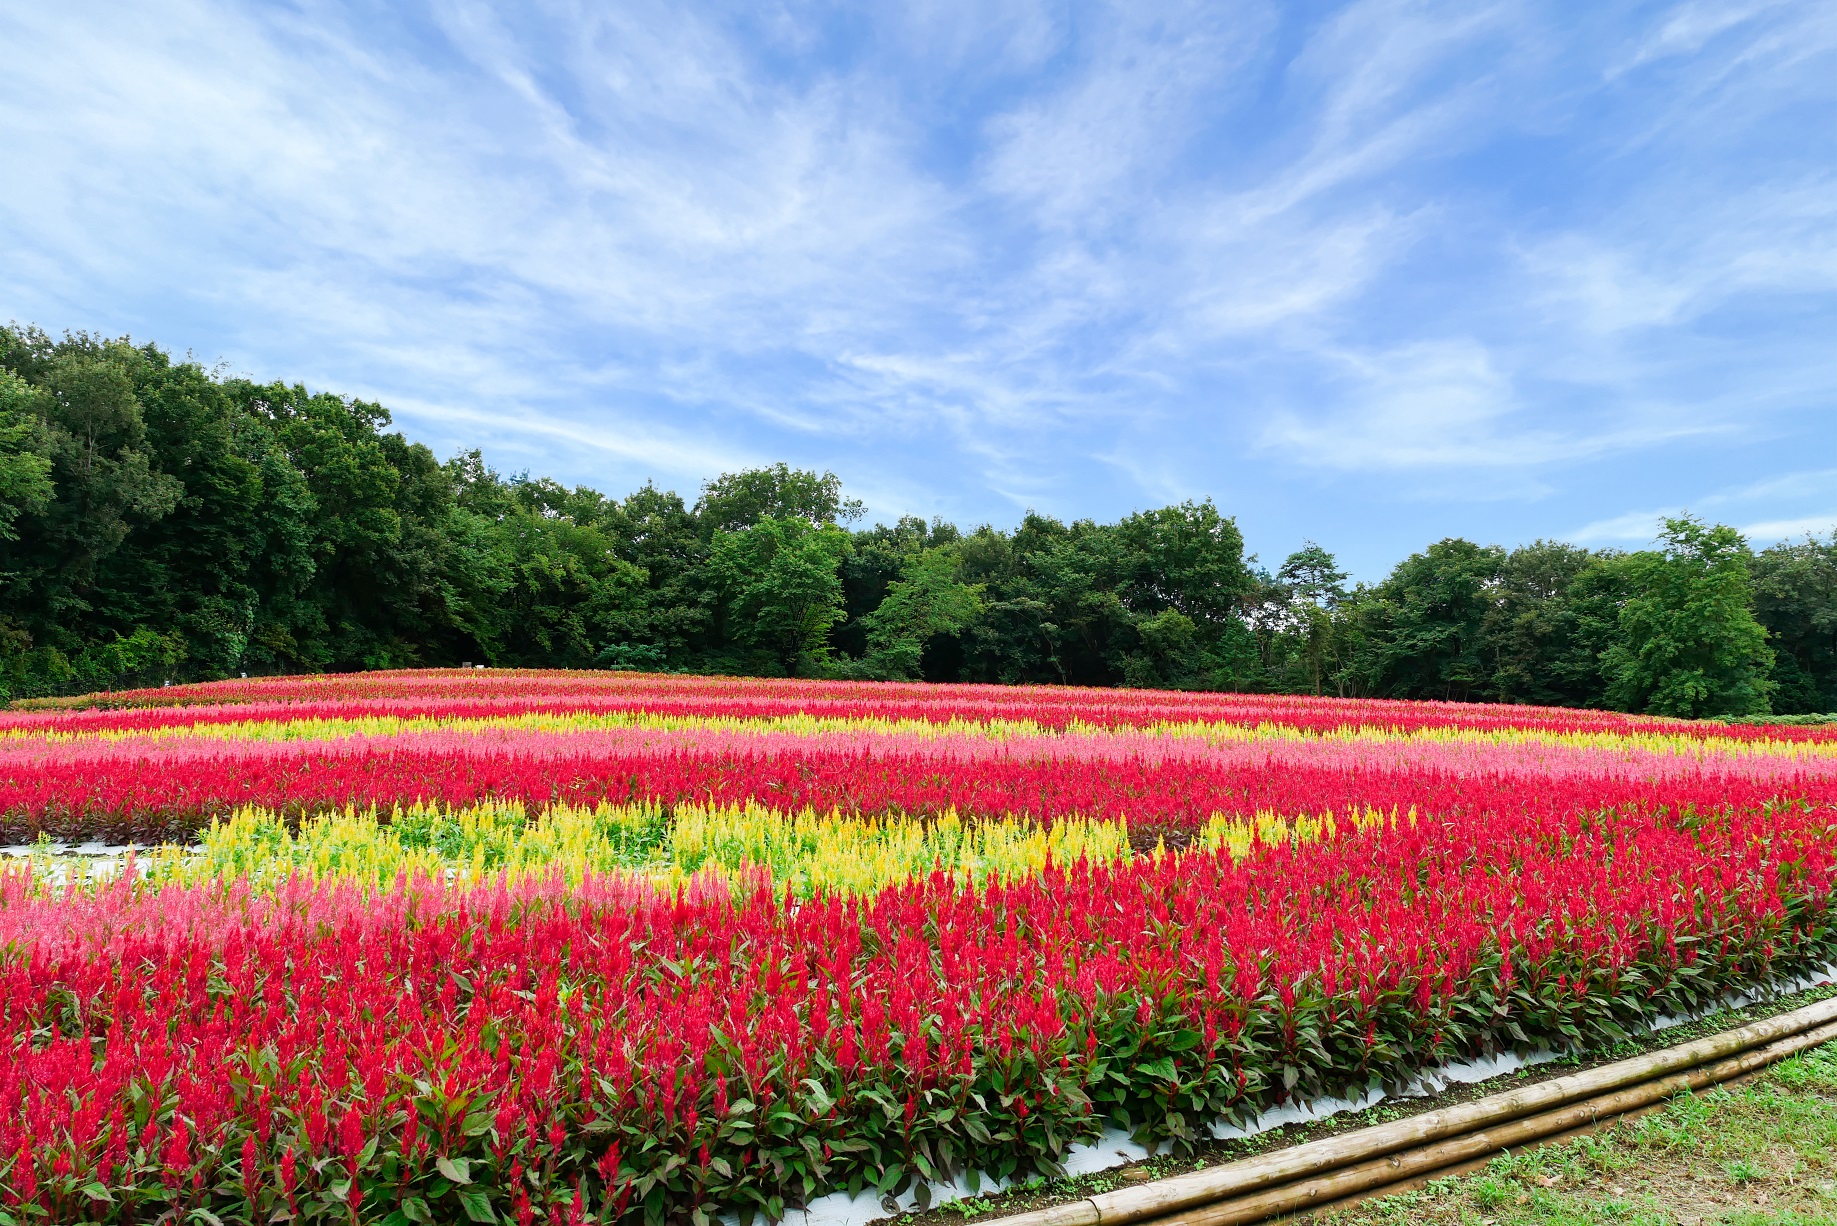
[80,1183,114,1203]
[801,1078,836,1114]
[437,1156,473,1185]
[402,1197,434,1224]
[1140,1056,1178,1082]
[457,1185,497,1223]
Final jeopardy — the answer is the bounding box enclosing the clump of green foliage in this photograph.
[5,323,1834,717]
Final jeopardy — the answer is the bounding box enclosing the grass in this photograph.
[1316,1039,1837,1226]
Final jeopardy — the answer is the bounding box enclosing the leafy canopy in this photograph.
[1601,516,1774,718]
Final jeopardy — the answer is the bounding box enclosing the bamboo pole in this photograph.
[1295,1052,1790,1223]
[989,993,1837,1226]
[1155,1016,1837,1226]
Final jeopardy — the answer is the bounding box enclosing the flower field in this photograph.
[5,671,1837,1225]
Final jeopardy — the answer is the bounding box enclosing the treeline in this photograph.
[2,325,1833,717]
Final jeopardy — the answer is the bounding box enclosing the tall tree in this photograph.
[708,516,854,674]
[1601,516,1774,717]
[0,370,53,541]
[0,329,186,692]
[856,546,985,679]
[1483,540,1609,707]
[1348,539,1506,700]
[1749,533,1837,714]
[1274,543,1349,695]
[601,481,712,666]
[6,334,184,632]
[696,463,862,535]
[831,516,956,665]
[234,381,461,669]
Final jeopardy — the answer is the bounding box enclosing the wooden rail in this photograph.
[987,995,1837,1226]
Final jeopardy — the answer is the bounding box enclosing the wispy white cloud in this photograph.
[384,395,754,478]
[1522,180,1837,336]
[1613,0,1786,73]
[1741,514,1837,542]
[1568,466,1837,546]
[979,1,1263,231]
[1,0,1834,550]
[1706,468,1837,505]
[1569,509,1681,545]
[1257,339,1721,475]
[1568,509,1837,549]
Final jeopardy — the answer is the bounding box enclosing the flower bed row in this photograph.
[19,669,1830,742]
[6,722,1837,843]
[131,802,1164,896]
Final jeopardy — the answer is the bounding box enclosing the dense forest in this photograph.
[2,325,1833,717]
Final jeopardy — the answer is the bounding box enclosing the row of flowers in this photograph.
[16,669,1832,742]
[6,721,1837,841]
[117,801,1186,896]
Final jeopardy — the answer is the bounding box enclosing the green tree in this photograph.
[953,525,1063,684]
[856,546,985,678]
[492,513,647,666]
[115,352,322,677]
[1749,533,1837,713]
[233,381,463,670]
[0,370,53,540]
[437,454,651,668]
[831,515,955,663]
[936,504,1256,689]
[1539,553,1631,710]
[709,516,854,674]
[696,463,863,535]
[0,329,188,693]
[1483,540,1610,707]
[1020,519,1133,684]
[8,336,184,626]
[1113,500,1257,686]
[1601,516,1774,717]
[602,482,712,666]
[1273,543,1349,695]
[1113,501,1253,624]
[1348,538,1506,700]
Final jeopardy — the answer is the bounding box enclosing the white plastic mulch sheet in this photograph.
[768,962,1837,1226]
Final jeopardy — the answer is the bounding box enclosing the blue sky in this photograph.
[3,0,1834,578]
